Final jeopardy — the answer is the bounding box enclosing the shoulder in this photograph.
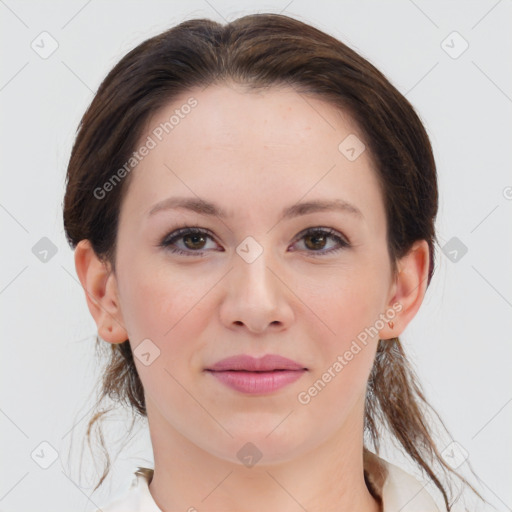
[365,450,443,512]
[88,467,160,512]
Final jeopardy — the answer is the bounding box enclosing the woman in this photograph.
[63,12,482,512]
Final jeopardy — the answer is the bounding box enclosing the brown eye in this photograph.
[293,228,350,256]
[304,231,328,250]
[160,227,218,256]
[160,226,350,258]
[182,232,208,250]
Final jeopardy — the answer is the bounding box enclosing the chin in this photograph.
[204,426,315,467]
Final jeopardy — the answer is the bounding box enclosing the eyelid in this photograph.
[293,226,349,244]
[159,225,350,256]
[159,226,220,250]
[291,226,350,256]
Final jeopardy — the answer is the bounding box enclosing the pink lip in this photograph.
[207,354,306,372]
[205,354,307,395]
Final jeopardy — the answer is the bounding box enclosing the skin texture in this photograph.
[75,83,429,512]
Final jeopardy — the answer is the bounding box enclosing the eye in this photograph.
[291,227,350,256]
[159,225,350,257]
[159,227,219,256]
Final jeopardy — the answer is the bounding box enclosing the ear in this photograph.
[379,239,430,340]
[74,239,128,344]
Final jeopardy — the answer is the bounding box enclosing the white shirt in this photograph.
[90,452,443,512]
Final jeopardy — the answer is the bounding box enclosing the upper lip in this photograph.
[206,354,307,372]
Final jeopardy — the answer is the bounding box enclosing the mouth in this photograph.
[204,354,308,394]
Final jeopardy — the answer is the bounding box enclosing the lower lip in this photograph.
[207,370,306,394]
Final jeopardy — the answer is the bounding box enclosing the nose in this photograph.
[219,245,294,334]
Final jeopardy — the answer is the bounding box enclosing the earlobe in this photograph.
[380,239,430,340]
[74,239,128,344]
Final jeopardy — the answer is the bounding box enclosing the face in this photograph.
[112,84,397,464]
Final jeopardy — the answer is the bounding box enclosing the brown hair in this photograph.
[63,12,483,509]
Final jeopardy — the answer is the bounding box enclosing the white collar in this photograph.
[95,452,440,512]
[364,450,441,511]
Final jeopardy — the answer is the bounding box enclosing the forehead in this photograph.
[120,84,385,233]
[155,83,361,148]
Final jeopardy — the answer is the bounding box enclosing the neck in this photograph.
[146,398,381,512]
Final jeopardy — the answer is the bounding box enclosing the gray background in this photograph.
[1,0,511,510]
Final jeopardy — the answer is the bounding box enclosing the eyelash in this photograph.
[158,225,350,257]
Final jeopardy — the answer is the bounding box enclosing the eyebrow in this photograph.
[148,196,364,221]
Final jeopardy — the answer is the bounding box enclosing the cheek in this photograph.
[297,267,384,402]
[119,258,204,340]
[299,283,379,415]
[306,269,385,347]
[118,260,216,388]
[120,268,206,409]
